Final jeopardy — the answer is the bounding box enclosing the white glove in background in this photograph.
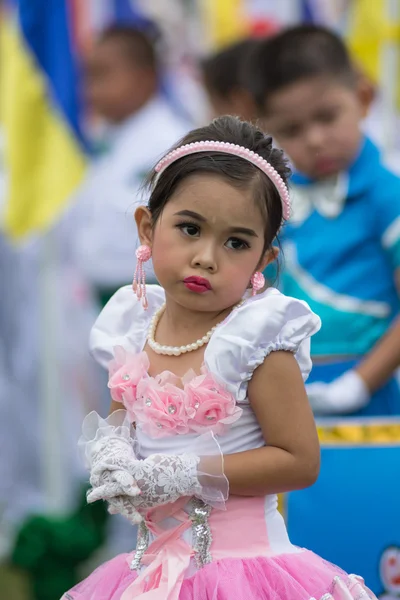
[306,370,370,415]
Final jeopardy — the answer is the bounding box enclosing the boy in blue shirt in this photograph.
[244,25,400,416]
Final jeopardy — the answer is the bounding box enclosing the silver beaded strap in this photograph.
[130,520,150,571]
[188,498,213,569]
[129,499,213,571]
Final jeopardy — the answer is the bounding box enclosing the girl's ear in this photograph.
[135,206,153,246]
[258,246,279,272]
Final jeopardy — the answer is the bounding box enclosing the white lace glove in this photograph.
[87,437,143,524]
[87,468,143,524]
[88,435,140,492]
[79,410,143,524]
[104,492,143,525]
[306,370,370,415]
[92,453,201,510]
[90,433,229,511]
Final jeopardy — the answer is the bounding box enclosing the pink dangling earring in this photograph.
[251,272,265,296]
[132,245,152,309]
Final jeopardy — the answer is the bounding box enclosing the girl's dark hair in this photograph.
[146,115,291,254]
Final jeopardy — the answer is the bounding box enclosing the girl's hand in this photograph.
[81,410,142,520]
[107,496,143,525]
[87,436,143,523]
[306,370,370,415]
[124,453,202,509]
[87,470,143,525]
[87,468,140,502]
[88,453,202,511]
[92,450,228,511]
[89,436,139,484]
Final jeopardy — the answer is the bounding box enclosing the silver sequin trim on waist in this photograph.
[188,498,212,569]
[129,499,213,571]
[130,519,150,571]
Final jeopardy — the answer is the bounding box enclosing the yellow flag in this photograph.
[1,3,86,240]
[201,0,248,50]
[347,0,400,83]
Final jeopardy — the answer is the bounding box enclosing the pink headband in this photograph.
[154,140,291,222]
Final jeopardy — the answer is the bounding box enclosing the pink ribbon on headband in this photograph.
[154,140,291,223]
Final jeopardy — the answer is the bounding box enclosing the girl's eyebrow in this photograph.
[174,209,206,222]
[226,226,258,237]
[174,210,258,237]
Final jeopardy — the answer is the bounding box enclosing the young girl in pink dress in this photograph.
[62,116,376,599]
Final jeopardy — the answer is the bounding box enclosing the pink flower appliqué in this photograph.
[108,346,149,404]
[133,378,189,438]
[185,371,242,435]
[108,349,241,438]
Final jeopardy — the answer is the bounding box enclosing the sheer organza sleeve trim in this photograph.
[205,288,321,403]
[89,284,165,369]
[190,431,229,510]
[78,409,137,469]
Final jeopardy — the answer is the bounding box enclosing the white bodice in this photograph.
[89,285,321,457]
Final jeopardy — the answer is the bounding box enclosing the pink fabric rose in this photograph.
[109,354,241,438]
[185,371,242,435]
[108,346,149,403]
[133,378,189,438]
[155,370,182,388]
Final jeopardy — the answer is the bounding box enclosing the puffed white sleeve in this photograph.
[205,288,321,403]
[89,284,165,369]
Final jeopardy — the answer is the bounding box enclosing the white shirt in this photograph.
[89,284,321,456]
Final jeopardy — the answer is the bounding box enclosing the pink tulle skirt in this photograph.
[63,549,376,600]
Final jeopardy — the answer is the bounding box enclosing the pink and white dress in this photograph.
[62,285,377,600]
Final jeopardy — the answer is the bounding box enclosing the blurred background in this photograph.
[1,1,400,598]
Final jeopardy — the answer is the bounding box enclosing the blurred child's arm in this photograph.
[356,271,400,393]
[223,350,320,496]
[357,190,400,393]
[308,203,400,413]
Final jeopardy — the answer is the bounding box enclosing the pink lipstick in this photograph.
[183,276,212,294]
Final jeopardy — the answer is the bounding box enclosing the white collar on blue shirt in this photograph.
[289,172,349,225]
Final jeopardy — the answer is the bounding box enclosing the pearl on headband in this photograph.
[154,140,291,222]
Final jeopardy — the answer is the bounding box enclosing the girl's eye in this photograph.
[177,222,200,237]
[225,237,249,250]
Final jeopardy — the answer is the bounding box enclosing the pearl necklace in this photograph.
[147,301,244,356]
